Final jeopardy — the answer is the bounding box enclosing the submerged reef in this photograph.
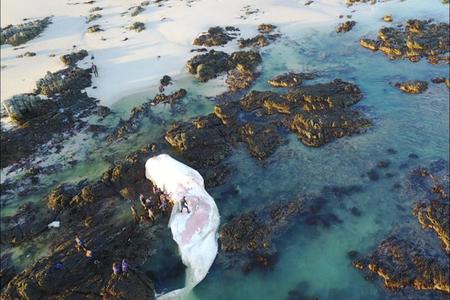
[354,160,450,297]
[219,198,305,273]
[186,49,262,91]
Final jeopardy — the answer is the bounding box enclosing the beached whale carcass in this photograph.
[145,154,220,299]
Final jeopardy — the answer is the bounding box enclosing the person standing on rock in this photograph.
[148,207,155,222]
[122,259,129,275]
[139,194,147,209]
[130,205,139,224]
[145,197,152,209]
[91,62,98,77]
[180,197,190,214]
[75,235,84,252]
[112,262,121,275]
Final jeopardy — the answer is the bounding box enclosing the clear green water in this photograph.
[1,1,449,299]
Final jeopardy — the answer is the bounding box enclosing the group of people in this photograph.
[75,235,131,276]
[112,259,129,276]
[75,235,93,258]
[130,186,193,224]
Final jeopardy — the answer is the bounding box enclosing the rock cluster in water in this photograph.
[336,21,357,33]
[106,89,187,143]
[353,160,450,296]
[360,20,450,64]
[267,72,316,88]
[165,78,370,186]
[1,17,51,46]
[394,80,429,94]
[431,77,450,89]
[238,23,280,48]
[186,49,262,91]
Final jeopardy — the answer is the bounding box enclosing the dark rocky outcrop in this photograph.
[395,80,428,94]
[87,24,103,33]
[186,50,230,82]
[35,67,92,96]
[1,17,51,46]
[409,161,449,254]
[267,72,316,88]
[160,75,172,87]
[165,78,370,186]
[354,227,449,294]
[336,21,356,33]
[359,20,449,64]
[354,160,450,296]
[431,77,450,89]
[97,105,111,117]
[238,33,280,48]
[60,49,89,66]
[193,26,237,47]
[128,22,145,32]
[383,15,393,22]
[87,13,102,23]
[0,66,98,168]
[186,50,262,90]
[258,24,277,34]
[130,5,145,17]
[1,144,174,298]
[2,94,53,123]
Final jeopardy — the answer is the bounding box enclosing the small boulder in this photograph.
[336,21,357,33]
[395,80,428,94]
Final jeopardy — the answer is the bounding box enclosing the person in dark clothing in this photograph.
[91,63,98,77]
[180,197,190,213]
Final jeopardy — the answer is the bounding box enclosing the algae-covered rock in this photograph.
[128,22,145,32]
[193,26,236,47]
[60,49,88,66]
[268,72,316,88]
[336,21,357,33]
[1,17,51,46]
[2,94,53,123]
[395,80,428,94]
[360,20,449,64]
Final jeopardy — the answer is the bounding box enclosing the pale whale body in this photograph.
[145,154,220,299]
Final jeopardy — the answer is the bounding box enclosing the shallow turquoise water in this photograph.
[187,11,449,300]
[1,2,449,299]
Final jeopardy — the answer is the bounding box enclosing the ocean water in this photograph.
[1,1,449,299]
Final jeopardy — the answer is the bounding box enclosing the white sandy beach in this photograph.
[2,0,447,106]
[1,0,348,106]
